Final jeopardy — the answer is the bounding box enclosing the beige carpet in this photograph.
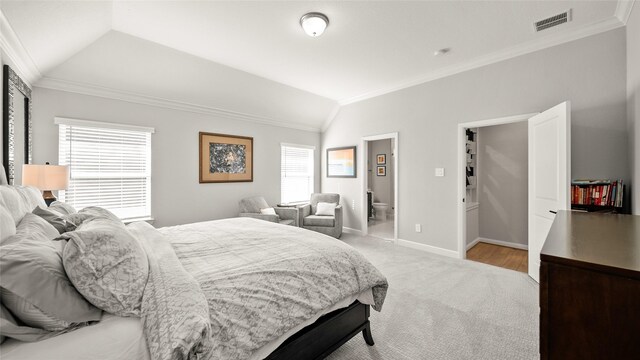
[327,234,539,360]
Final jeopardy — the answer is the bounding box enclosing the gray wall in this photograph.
[31,87,321,227]
[628,5,640,215]
[477,122,528,247]
[368,139,393,209]
[322,28,628,251]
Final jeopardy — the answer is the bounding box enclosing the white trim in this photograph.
[466,237,482,251]
[0,9,42,86]
[466,202,479,211]
[475,237,529,251]
[338,16,623,106]
[615,0,636,24]
[457,113,534,259]
[459,113,538,129]
[55,117,155,133]
[321,104,341,132]
[122,217,155,225]
[37,77,321,133]
[280,143,316,150]
[361,132,399,244]
[397,239,459,259]
[342,226,363,236]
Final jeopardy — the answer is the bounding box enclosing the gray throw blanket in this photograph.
[132,217,388,360]
[128,222,213,360]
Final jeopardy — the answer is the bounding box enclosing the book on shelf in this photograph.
[571,179,623,208]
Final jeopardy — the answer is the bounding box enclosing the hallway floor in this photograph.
[466,242,528,273]
[367,215,394,240]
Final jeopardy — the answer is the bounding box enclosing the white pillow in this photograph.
[315,202,337,216]
[260,207,277,215]
[0,206,16,244]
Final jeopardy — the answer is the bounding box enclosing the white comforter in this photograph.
[2,217,388,360]
[155,217,388,360]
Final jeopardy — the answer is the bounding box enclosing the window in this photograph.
[57,118,154,221]
[281,144,315,204]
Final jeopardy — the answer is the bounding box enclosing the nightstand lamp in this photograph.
[22,163,69,206]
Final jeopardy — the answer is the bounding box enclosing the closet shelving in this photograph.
[465,128,478,205]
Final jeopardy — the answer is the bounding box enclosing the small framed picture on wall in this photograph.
[327,146,357,178]
[376,154,386,165]
[377,166,386,176]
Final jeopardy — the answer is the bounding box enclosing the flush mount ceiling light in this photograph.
[300,12,329,37]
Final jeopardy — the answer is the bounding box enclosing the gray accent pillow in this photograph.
[0,303,59,343]
[59,217,148,317]
[65,206,121,227]
[32,206,69,233]
[48,200,77,216]
[0,214,103,331]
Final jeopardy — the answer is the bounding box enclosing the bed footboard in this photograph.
[265,301,373,360]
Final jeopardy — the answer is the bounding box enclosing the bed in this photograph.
[0,183,388,360]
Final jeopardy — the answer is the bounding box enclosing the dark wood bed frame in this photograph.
[266,301,374,359]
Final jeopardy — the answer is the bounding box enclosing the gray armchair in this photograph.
[239,196,298,226]
[299,193,343,238]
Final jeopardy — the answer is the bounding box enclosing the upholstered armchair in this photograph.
[238,196,298,226]
[299,193,343,238]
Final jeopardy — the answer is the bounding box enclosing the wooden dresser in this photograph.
[540,211,640,359]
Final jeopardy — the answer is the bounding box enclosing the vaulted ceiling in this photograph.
[0,1,631,131]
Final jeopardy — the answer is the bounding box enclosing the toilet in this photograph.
[372,203,389,221]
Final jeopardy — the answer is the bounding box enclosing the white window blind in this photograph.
[281,144,314,204]
[57,119,153,221]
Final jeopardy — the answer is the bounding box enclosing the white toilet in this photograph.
[372,203,389,221]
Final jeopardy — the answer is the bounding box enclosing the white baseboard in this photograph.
[471,237,528,250]
[466,237,482,251]
[342,227,363,236]
[397,239,459,258]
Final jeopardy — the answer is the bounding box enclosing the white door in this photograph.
[528,102,571,282]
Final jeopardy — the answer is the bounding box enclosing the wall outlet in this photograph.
[352,199,355,210]
[435,168,445,177]
[415,224,422,232]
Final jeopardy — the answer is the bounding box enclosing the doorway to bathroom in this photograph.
[361,133,398,242]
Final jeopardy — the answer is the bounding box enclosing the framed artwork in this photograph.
[199,132,253,183]
[376,154,386,165]
[327,146,356,178]
[377,166,386,176]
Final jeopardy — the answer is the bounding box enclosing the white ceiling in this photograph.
[0,1,628,131]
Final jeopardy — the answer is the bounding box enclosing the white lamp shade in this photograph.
[22,164,69,190]
[301,13,328,37]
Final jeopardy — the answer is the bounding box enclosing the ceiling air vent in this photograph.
[534,9,572,32]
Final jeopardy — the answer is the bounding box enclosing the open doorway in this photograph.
[458,104,571,281]
[361,132,398,242]
[457,113,536,273]
[464,123,529,273]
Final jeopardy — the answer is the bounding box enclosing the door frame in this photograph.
[361,132,399,243]
[456,113,538,259]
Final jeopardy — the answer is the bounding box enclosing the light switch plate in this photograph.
[415,224,422,232]
[435,168,445,177]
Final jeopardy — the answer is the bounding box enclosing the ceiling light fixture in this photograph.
[300,12,329,37]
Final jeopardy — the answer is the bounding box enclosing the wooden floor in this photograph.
[466,242,528,273]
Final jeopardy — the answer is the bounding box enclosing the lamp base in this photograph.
[43,190,57,206]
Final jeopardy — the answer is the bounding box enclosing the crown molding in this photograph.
[337,16,625,107]
[36,77,322,133]
[615,0,636,24]
[0,9,41,86]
